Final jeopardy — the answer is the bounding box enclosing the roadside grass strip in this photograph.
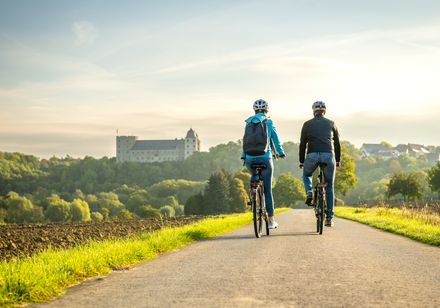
[335,206,440,246]
[0,208,289,306]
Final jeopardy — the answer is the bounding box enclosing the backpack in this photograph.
[243,118,269,156]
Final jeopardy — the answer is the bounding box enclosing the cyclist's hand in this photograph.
[299,163,304,169]
[240,157,245,161]
[336,162,341,168]
[279,154,286,159]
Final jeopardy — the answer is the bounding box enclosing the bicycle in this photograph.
[313,163,328,235]
[247,163,269,238]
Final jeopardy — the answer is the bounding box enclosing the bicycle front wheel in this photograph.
[253,186,264,238]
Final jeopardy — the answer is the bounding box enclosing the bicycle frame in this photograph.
[314,165,327,234]
[248,167,269,238]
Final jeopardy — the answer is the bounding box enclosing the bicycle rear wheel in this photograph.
[253,185,263,238]
[318,195,325,235]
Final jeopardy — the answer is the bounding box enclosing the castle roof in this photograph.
[131,140,181,151]
[186,128,197,139]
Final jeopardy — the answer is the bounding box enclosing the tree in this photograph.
[72,189,85,200]
[232,170,251,188]
[160,205,175,217]
[135,205,161,218]
[91,211,104,221]
[115,209,134,220]
[0,208,6,223]
[148,179,206,204]
[45,196,71,222]
[273,173,305,207]
[184,193,204,215]
[96,192,123,216]
[125,190,149,212]
[71,199,91,222]
[427,162,440,196]
[173,204,185,216]
[335,152,358,196]
[203,171,231,214]
[5,192,42,223]
[229,178,248,213]
[387,172,425,201]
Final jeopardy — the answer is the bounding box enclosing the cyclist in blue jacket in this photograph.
[241,99,286,229]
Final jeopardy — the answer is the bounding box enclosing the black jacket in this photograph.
[299,114,341,163]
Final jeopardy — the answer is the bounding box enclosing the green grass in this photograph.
[0,208,289,306]
[335,206,440,246]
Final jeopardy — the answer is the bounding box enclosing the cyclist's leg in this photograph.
[321,153,336,219]
[302,152,319,194]
[245,158,258,183]
[260,158,274,217]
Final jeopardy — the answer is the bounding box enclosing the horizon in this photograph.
[2,135,438,160]
[1,1,440,158]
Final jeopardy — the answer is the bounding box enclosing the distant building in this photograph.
[116,129,201,163]
[361,144,397,159]
[407,143,430,157]
[361,142,438,163]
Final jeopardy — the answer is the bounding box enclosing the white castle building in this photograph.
[116,129,201,163]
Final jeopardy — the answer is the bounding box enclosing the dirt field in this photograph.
[0,216,203,260]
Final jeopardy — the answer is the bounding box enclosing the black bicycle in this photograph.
[313,163,328,235]
[248,163,269,238]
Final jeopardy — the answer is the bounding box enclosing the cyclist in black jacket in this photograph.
[299,101,340,227]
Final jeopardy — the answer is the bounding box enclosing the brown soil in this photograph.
[0,216,203,261]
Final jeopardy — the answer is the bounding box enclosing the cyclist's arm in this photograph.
[268,121,285,156]
[299,123,307,163]
[333,123,341,163]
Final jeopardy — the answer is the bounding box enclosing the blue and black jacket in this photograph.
[241,113,285,159]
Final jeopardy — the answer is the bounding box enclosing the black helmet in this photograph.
[312,101,326,111]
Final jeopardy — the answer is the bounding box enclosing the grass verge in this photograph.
[335,206,440,246]
[0,208,289,306]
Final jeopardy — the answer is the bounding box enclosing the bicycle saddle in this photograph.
[318,162,327,168]
[251,164,267,170]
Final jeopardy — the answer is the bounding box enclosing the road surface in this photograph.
[36,209,440,307]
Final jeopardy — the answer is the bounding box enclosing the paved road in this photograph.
[37,209,440,307]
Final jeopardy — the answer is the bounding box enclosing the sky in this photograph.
[1,0,439,158]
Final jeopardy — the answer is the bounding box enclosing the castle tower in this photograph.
[116,136,138,162]
[184,128,200,159]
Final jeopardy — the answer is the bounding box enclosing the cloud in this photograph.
[72,21,98,46]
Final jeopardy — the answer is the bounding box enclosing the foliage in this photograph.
[148,179,206,204]
[44,196,72,222]
[5,192,43,223]
[135,205,161,218]
[184,194,204,215]
[229,178,248,213]
[115,209,134,220]
[96,192,124,216]
[273,172,305,207]
[335,151,358,196]
[125,190,149,212]
[160,205,175,218]
[387,172,425,201]
[428,162,440,193]
[91,211,104,222]
[203,170,232,214]
[71,199,91,222]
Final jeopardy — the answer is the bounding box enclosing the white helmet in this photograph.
[312,101,326,111]
[253,99,269,111]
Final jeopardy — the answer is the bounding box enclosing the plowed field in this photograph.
[0,216,203,260]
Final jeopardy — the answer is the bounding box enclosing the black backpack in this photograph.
[243,118,268,156]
